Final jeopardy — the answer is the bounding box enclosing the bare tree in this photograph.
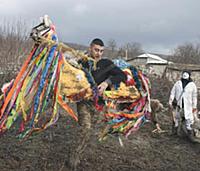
[117,47,126,59]
[105,39,118,59]
[0,19,32,73]
[107,39,117,52]
[170,42,200,64]
[120,42,144,60]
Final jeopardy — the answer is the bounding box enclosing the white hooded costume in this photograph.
[169,72,197,130]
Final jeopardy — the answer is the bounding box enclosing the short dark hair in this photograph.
[90,38,104,46]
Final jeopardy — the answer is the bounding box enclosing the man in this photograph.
[79,38,127,95]
[169,70,198,142]
[77,38,127,127]
[68,38,127,170]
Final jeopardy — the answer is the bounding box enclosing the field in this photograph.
[0,75,200,171]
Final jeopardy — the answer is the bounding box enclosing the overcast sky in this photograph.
[0,0,199,54]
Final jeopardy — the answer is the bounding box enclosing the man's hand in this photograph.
[98,81,108,95]
[168,103,173,110]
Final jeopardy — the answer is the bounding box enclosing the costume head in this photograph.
[181,70,192,88]
[181,70,191,80]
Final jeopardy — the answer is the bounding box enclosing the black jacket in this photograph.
[79,58,127,85]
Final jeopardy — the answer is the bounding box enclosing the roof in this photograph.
[167,63,200,71]
[137,53,168,64]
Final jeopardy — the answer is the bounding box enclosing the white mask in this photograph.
[182,72,189,79]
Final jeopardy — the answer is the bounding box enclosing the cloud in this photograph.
[72,3,89,14]
[0,0,200,54]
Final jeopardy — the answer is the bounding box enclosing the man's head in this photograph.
[181,70,191,80]
[89,38,104,60]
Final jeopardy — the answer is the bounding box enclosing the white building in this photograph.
[127,53,171,76]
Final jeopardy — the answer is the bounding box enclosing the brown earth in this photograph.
[0,75,200,171]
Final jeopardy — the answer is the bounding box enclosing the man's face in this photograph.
[89,44,104,60]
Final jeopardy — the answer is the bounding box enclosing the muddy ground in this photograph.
[0,75,200,171]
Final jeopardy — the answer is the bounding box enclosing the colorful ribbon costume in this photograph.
[0,16,152,139]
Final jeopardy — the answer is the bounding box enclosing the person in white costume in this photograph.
[169,70,198,141]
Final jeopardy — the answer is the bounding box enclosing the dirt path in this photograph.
[0,110,200,171]
[0,75,200,171]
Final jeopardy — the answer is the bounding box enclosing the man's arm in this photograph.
[97,59,127,94]
[105,59,127,85]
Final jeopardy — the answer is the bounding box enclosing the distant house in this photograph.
[163,63,200,90]
[127,53,171,76]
